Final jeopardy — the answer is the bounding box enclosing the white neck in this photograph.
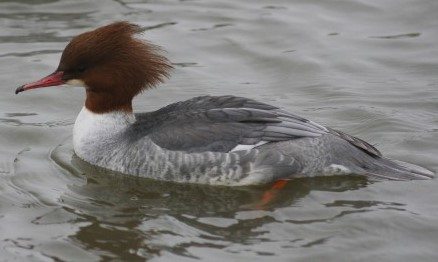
[73,107,135,158]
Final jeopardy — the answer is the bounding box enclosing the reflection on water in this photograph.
[70,154,369,215]
[64,147,370,259]
[369,33,421,39]
[1,0,438,260]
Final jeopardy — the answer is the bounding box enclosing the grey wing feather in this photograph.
[132,95,382,157]
[327,128,382,157]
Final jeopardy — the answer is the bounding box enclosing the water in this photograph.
[1,0,438,261]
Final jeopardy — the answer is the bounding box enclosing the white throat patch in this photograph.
[73,107,135,157]
[66,79,86,87]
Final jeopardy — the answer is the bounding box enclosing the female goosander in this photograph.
[15,22,434,185]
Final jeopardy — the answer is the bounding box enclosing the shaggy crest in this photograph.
[58,21,172,113]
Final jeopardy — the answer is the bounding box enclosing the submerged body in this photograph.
[16,22,434,185]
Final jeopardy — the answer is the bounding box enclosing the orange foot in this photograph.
[256,179,289,208]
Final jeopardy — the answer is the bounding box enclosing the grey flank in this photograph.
[76,95,434,185]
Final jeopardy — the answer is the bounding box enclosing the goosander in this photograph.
[15,22,434,185]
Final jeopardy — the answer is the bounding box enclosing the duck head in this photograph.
[16,21,172,113]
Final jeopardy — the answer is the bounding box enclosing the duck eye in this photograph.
[77,65,87,73]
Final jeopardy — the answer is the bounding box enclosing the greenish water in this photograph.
[1,0,438,261]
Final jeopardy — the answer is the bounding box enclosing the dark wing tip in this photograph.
[328,128,382,157]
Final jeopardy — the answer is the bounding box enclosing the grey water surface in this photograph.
[1,0,438,261]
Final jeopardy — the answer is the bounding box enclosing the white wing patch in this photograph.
[230,141,268,152]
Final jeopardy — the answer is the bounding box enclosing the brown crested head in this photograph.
[16,21,172,113]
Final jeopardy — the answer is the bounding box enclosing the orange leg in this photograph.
[257,179,289,208]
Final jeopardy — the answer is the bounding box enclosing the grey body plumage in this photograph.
[73,95,434,185]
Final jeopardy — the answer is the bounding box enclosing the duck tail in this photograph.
[365,158,434,181]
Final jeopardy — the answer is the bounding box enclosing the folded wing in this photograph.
[132,95,381,157]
